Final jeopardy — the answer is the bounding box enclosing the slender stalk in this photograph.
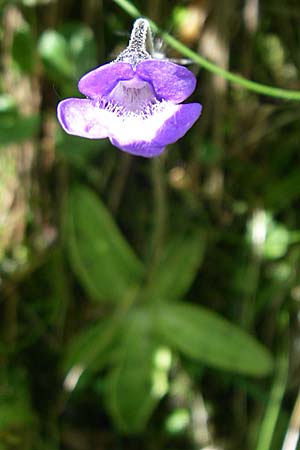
[113,0,300,100]
[108,153,132,214]
[150,157,167,272]
[256,352,289,450]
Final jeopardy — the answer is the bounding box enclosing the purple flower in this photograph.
[57,19,202,158]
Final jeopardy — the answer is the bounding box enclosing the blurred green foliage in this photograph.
[0,0,299,450]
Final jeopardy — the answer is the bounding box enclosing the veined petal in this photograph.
[153,103,202,146]
[110,138,165,158]
[109,102,202,158]
[136,60,197,103]
[78,62,135,98]
[57,97,202,157]
[57,98,110,139]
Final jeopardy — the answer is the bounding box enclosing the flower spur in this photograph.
[57,18,202,158]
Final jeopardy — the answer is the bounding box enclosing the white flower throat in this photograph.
[105,78,160,115]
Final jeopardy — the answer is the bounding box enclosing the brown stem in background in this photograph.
[199,0,237,207]
[108,154,132,214]
[242,0,259,77]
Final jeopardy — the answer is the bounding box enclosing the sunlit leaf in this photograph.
[155,302,273,376]
[0,95,17,116]
[264,222,290,260]
[38,30,75,81]
[66,185,144,302]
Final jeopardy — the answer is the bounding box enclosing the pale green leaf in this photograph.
[66,185,144,302]
[155,302,273,376]
[38,30,75,80]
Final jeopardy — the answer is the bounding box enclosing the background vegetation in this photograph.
[0,0,300,449]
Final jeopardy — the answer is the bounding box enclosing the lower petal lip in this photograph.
[109,103,202,158]
[109,137,166,158]
[153,103,202,147]
[57,86,202,157]
[57,98,109,139]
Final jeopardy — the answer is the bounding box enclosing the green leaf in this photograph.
[0,95,17,116]
[38,24,97,94]
[60,23,98,78]
[12,25,36,73]
[146,231,205,302]
[264,223,290,260]
[38,30,75,81]
[0,115,40,147]
[106,309,160,433]
[63,318,119,375]
[66,185,144,302]
[155,302,273,376]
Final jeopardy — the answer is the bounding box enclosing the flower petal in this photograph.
[57,98,110,139]
[136,60,197,103]
[57,97,202,157]
[109,138,165,158]
[153,103,202,146]
[109,102,202,158]
[78,62,135,98]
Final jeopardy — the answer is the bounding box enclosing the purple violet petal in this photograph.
[153,103,202,146]
[105,102,179,155]
[57,98,110,139]
[109,102,202,158]
[109,138,165,158]
[136,60,197,103]
[78,62,135,98]
[57,93,202,157]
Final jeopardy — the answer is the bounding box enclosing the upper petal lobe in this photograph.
[78,62,135,98]
[136,60,197,103]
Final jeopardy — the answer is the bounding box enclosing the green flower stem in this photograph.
[255,351,289,450]
[113,0,300,101]
[150,157,167,273]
